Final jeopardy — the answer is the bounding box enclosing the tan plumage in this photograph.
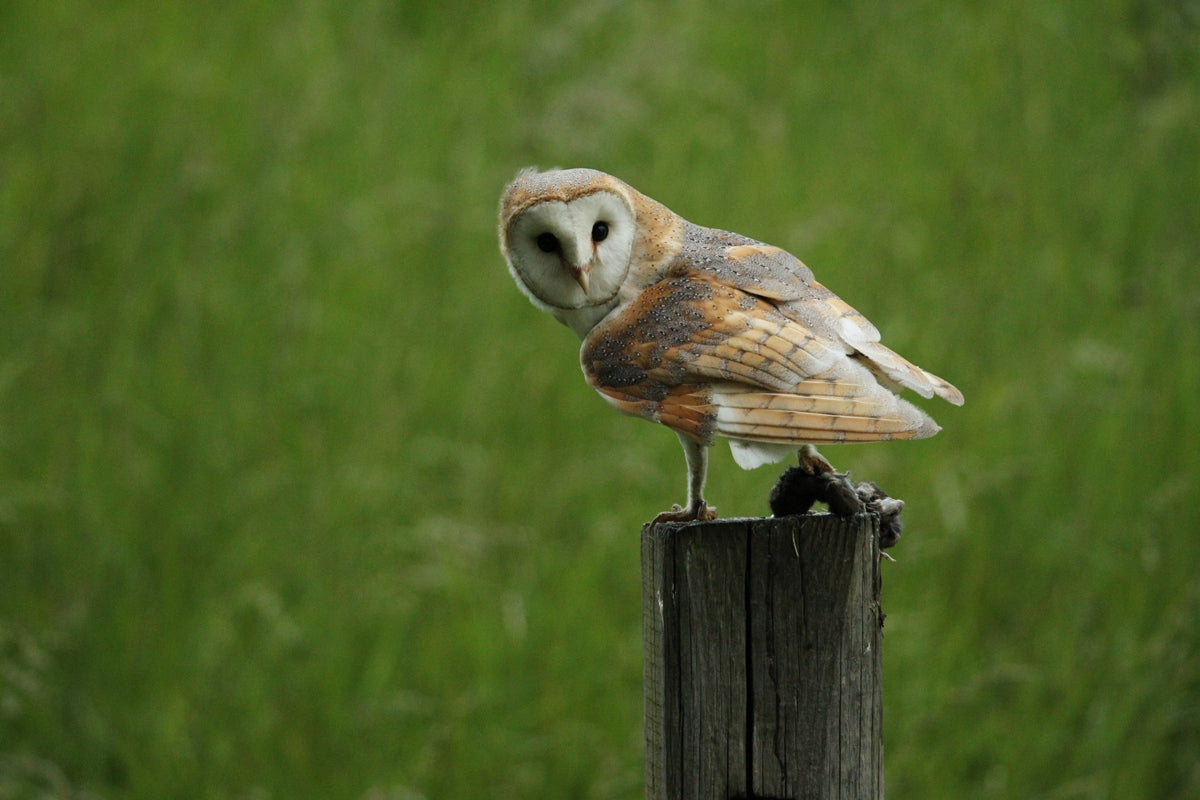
[499,167,963,522]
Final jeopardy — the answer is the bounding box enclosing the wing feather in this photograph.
[581,273,946,452]
[675,232,964,406]
[712,384,939,444]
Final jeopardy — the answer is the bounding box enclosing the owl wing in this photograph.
[580,273,944,458]
[672,235,964,406]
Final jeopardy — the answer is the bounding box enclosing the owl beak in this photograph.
[570,263,592,294]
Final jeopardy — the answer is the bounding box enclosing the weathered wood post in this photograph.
[642,513,884,799]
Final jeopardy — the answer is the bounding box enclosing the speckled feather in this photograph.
[580,274,942,447]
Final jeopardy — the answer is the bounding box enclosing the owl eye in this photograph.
[592,221,609,242]
[536,232,560,253]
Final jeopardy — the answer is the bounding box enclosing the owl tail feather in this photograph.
[711,382,941,471]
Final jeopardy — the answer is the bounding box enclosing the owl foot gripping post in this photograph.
[648,433,720,526]
[499,168,963,524]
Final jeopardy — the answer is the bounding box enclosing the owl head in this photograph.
[498,168,639,313]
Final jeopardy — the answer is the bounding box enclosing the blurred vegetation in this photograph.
[2,0,1198,798]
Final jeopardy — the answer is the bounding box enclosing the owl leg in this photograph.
[651,433,718,524]
[797,443,834,475]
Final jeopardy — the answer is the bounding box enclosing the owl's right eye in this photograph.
[536,233,560,253]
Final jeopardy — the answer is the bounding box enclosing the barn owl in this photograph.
[498,167,963,523]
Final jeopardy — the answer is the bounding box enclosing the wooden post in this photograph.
[642,513,883,800]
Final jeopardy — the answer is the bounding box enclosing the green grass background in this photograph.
[3,1,1198,797]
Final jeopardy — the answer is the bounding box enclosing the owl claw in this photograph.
[651,500,718,526]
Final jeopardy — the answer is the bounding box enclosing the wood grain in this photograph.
[643,514,883,799]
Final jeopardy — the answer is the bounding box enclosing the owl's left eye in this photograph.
[536,232,560,253]
[592,221,609,242]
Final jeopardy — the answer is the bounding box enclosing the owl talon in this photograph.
[651,501,718,526]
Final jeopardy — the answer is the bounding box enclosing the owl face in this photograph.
[500,169,637,311]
